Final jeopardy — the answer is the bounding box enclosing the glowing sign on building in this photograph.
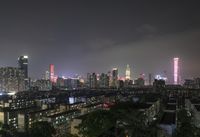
[174,58,179,85]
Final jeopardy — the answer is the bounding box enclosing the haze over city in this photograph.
[0,0,200,81]
[1,1,200,137]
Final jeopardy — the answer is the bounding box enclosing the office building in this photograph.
[87,73,97,89]
[99,73,109,88]
[18,55,28,78]
[112,68,118,88]
[91,73,97,89]
[18,55,29,90]
[45,70,50,80]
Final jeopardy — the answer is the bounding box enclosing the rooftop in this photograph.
[47,109,80,118]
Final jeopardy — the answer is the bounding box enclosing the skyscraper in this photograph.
[45,70,50,80]
[112,68,118,88]
[86,73,97,89]
[18,55,29,90]
[99,73,109,88]
[49,64,55,83]
[18,55,28,78]
[91,73,97,89]
[173,57,180,85]
[125,64,131,80]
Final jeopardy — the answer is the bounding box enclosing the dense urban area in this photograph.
[0,56,200,137]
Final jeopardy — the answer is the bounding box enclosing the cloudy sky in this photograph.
[0,0,200,82]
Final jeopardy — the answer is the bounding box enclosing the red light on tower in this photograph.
[50,64,55,83]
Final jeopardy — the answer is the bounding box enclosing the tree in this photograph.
[110,102,149,137]
[0,124,13,137]
[77,110,116,137]
[77,102,156,137]
[29,121,56,137]
[175,109,196,137]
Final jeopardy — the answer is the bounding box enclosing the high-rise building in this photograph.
[112,68,118,88]
[87,73,97,89]
[99,73,109,88]
[45,70,50,80]
[86,73,91,88]
[49,64,55,83]
[91,73,97,89]
[18,55,28,78]
[173,57,180,85]
[125,64,131,80]
[0,67,25,92]
[56,77,65,88]
[18,55,29,89]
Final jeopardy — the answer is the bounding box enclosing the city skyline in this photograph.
[0,55,179,81]
[0,1,200,137]
[0,1,200,81]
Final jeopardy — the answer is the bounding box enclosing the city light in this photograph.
[125,64,131,80]
[23,55,28,59]
[174,57,179,85]
[50,64,55,83]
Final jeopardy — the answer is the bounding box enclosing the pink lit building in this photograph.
[173,58,180,85]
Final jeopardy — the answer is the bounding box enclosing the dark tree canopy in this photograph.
[29,121,56,137]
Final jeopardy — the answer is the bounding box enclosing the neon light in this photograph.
[50,64,55,83]
[174,58,179,85]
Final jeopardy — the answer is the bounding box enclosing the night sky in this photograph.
[0,1,200,82]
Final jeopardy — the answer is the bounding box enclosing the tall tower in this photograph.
[149,73,152,85]
[173,57,180,85]
[49,64,55,83]
[112,68,118,88]
[18,55,28,78]
[125,64,131,80]
[18,55,29,90]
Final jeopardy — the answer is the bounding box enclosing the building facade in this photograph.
[0,67,25,92]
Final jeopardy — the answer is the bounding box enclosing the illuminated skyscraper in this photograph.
[125,64,131,80]
[174,57,180,85]
[18,55,29,90]
[49,64,55,83]
[18,55,28,78]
